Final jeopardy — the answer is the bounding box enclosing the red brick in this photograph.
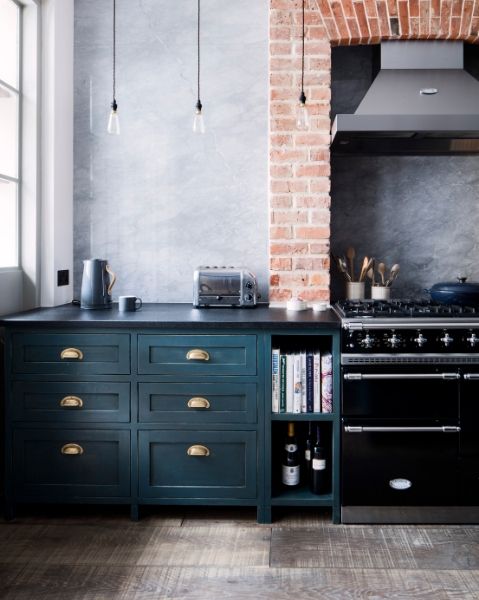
[309,149,330,161]
[368,17,381,36]
[310,179,331,193]
[377,1,390,36]
[271,210,309,224]
[270,26,292,40]
[303,41,331,55]
[270,226,293,240]
[461,1,475,36]
[472,16,479,36]
[295,195,330,208]
[270,73,293,87]
[331,1,352,41]
[450,15,461,37]
[270,57,303,71]
[276,272,310,286]
[308,57,331,70]
[316,0,334,19]
[364,0,379,17]
[287,180,309,193]
[311,209,331,223]
[309,24,333,39]
[342,0,356,18]
[270,149,308,163]
[294,288,330,301]
[429,16,441,37]
[322,17,341,39]
[271,88,295,101]
[270,195,293,208]
[409,0,419,17]
[419,0,430,36]
[295,226,331,239]
[270,42,293,55]
[294,257,330,270]
[270,117,297,132]
[271,180,290,193]
[398,1,410,36]
[310,242,331,254]
[270,242,309,255]
[270,164,294,178]
[431,0,440,17]
[354,2,371,38]
[295,163,331,177]
[269,288,293,302]
[270,257,292,271]
[271,103,294,116]
[270,10,294,26]
[270,0,302,9]
[295,133,331,146]
[347,17,361,39]
[310,272,330,286]
[387,0,398,16]
[452,0,463,17]
[271,134,293,147]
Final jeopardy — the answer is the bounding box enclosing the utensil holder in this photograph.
[371,286,391,301]
[346,281,365,300]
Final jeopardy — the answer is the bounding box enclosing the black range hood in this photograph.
[331,41,479,156]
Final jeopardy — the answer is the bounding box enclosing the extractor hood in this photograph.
[331,41,479,155]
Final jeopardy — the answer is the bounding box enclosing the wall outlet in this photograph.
[57,269,69,286]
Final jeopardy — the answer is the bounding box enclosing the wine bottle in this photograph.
[304,421,313,477]
[310,424,328,495]
[281,422,300,487]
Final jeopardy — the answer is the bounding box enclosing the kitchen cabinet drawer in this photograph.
[138,382,257,424]
[138,430,256,498]
[12,333,130,375]
[13,429,130,498]
[12,382,130,423]
[138,335,256,376]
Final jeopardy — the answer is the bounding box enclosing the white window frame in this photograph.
[0,0,40,316]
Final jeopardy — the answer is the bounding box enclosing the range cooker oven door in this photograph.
[459,370,479,505]
[342,365,461,523]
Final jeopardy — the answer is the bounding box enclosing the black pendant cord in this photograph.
[196,0,202,111]
[300,0,306,104]
[112,0,117,110]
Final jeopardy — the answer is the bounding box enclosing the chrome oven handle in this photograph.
[463,373,479,380]
[344,426,461,433]
[344,373,460,381]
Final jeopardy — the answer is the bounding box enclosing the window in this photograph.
[0,0,20,269]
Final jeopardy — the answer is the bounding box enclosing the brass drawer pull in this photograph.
[60,348,84,361]
[61,443,84,455]
[60,395,84,408]
[187,444,210,457]
[187,397,211,409]
[186,349,210,361]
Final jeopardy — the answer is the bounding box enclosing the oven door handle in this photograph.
[463,373,479,380]
[344,426,461,433]
[343,372,460,381]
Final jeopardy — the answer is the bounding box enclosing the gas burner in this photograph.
[335,299,479,319]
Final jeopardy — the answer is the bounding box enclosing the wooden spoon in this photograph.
[386,264,400,287]
[358,256,369,283]
[378,262,386,286]
[346,247,356,281]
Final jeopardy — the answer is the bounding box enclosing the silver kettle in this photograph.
[80,259,116,309]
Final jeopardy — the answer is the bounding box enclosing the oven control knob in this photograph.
[387,333,402,348]
[245,281,253,289]
[440,332,454,347]
[414,333,428,347]
[467,332,478,348]
[360,334,375,349]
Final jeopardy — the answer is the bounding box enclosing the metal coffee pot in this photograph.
[80,259,116,309]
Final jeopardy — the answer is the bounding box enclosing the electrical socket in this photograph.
[57,269,69,286]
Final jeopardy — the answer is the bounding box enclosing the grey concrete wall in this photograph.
[331,45,479,301]
[74,0,268,302]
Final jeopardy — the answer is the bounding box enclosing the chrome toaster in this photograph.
[193,267,258,307]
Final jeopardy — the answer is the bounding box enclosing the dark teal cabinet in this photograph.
[3,316,340,523]
[138,430,257,499]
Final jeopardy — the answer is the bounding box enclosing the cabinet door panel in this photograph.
[12,333,130,375]
[12,382,130,423]
[13,429,131,498]
[139,430,256,499]
[139,382,257,423]
[138,335,256,376]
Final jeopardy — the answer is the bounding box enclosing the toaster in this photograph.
[193,267,258,307]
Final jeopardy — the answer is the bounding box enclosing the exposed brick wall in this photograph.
[268,0,479,304]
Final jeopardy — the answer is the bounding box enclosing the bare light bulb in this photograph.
[193,100,205,134]
[107,100,120,135]
[296,95,309,130]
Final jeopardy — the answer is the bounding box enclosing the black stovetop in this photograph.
[335,299,479,319]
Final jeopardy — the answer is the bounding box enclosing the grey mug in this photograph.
[118,295,142,311]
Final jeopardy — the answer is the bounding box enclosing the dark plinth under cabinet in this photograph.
[1,303,341,523]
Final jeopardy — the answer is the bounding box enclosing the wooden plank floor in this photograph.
[0,506,478,599]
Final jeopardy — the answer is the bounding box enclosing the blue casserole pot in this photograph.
[427,278,479,306]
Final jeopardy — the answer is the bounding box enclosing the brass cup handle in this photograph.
[61,443,84,456]
[60,395,84,408]
[60,347,84,360]
[106,264,116,295]
[187,444,210,457]
[186,349,210,361]
[187,397,211,409]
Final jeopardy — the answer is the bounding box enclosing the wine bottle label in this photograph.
[305,449,311,461]
[312,458,326,471]
[285,443,298,452]
[282,464,300,485]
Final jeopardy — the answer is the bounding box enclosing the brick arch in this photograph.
[268,1,479,304]
[316,0,479,45]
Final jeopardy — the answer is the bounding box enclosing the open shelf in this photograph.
[271,413,335,421]
[271,485,333,506]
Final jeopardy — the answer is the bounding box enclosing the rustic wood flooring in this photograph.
[0,506,478,599]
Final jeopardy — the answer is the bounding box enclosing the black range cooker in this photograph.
[334,299,479,524]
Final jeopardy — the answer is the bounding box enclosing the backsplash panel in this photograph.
[74,0,268,302]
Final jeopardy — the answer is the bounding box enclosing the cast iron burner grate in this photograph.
[335,299,479,319]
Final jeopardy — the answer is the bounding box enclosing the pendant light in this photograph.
[296,0,309,130]
[107,0,120,135]
[192,0,205,134]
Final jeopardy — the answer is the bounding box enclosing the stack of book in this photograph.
[271,349,332,414]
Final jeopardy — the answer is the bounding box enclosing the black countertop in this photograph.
[0,303,340,330]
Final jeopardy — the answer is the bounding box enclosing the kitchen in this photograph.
[1,0,479,598]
